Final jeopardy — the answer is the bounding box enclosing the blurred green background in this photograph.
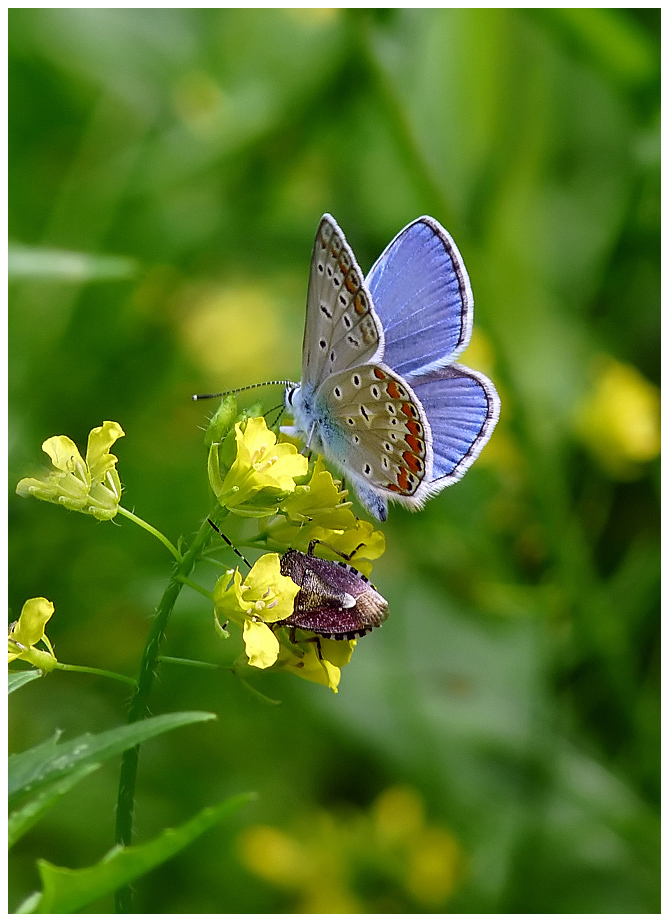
[9,8,660,914]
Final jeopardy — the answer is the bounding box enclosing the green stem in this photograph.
[117,506,182,562]
[176,575,215,602]
[159,655,229,671]
[114,511,220,913]
[54,662,136,687]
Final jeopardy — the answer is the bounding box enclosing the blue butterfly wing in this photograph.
[365,217,473,379]
[411,364,500,485]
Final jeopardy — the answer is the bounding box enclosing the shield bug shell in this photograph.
[276,544,389,640]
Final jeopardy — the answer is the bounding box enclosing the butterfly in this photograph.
[281,213,500,522]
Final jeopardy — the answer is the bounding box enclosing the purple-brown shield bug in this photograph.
[275,541,389,640]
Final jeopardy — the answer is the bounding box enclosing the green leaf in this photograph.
[8,711,216,809]
[8,764,100,849]
[8,244,138,282]
[22,792,256,914]
[8,670,42,694]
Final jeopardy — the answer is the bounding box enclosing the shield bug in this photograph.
[207,521,388,641]
[276,542,389,640]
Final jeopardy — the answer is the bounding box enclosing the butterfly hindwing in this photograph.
[316,362,433,509]
[302,214,384,387]
[410,363,500,486]
[366,217,473,379]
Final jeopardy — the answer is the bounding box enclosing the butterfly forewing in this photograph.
[302,215,384,387]
[366,217,473,379]
[317,362,434,505]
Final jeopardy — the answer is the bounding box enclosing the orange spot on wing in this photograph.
[405,435,422,455]
[354,293,366,315]
[387,483,402,493]
[387,381,401,399]
[374,367,387,380]
[345,274,357,293]
[397,468,410,492]
[403,451,422,474]
[401,402,417,418]
[406,419,422,436]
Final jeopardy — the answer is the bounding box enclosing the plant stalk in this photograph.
[114,512,218,912]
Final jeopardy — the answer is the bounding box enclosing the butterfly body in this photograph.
[284,214,500,521]
[277,547,389,640]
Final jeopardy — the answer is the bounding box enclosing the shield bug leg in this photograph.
[306,538,366,562]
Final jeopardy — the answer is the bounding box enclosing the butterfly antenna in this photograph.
[207,519,252,569]
[192,380,299,401]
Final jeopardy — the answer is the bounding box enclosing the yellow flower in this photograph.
[275,642,344,693]
[209,417,308,516]
[16,421,124,520]
[214,553,300,669]
[575,357,660,479]
[8,597,57,672]
[267,459,385,574]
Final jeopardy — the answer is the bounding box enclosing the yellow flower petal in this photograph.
[213,555,300,628]
[243,554,300,624]
[243,619,280,669]
[8,597,57,671]
[214,417,308,513]
[278,644,342,693]
[11,597,54,647]
[41,436,86,475]
[86,421,125,481]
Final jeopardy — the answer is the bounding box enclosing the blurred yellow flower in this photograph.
[575,357,660,478]
[8,597,57,672]
[179,282,283,382]
[372,785,425,843]
[237,783,465,912]
[16,421,124,520]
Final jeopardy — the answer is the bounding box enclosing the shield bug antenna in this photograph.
[207,519,251,568]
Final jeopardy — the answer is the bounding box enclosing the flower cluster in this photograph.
[16,421,124,520]
[14,407,387,695]
[206,412,385,692]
